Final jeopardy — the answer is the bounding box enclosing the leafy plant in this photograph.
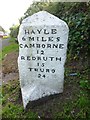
[80,80,90,89]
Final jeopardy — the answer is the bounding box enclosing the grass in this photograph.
[0,86,2,119]
[0,38,18,119]
[0,38,19,61]
[2,103,38,119]
[2,80,38,119]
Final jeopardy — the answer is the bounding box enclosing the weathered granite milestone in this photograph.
[18,11,69,108]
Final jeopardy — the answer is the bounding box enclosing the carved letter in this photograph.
[51,29,57,34]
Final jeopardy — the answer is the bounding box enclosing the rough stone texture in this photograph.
[18,11,69,108]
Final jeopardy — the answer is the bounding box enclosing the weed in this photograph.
[80,80,90,90]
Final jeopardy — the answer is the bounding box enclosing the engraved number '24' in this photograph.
[38,74,45,78]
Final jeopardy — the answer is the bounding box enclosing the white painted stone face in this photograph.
[18,11,69,108]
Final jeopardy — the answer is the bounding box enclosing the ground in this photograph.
[2,51,19,84]
[2,48,89,119]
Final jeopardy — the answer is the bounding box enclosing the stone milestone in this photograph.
[18,11,69,108]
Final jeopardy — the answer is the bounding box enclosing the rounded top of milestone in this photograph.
[22,11,69,29]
